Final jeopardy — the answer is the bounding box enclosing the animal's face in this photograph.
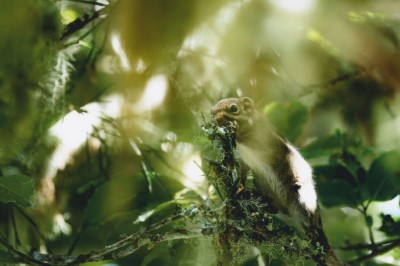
[211,97,254,135]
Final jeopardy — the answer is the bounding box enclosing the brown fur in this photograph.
[212,97,343,266]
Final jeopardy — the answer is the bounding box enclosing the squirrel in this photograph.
[211,97,343,266]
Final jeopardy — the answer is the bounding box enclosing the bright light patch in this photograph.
[180,153,207,198]
[48,103,101,177]
[214,1,242,34]
[46,94,123,179]
[61,9,79,25]
[374,195,400,217]
[129,138,142,156]
[111,34,131,71]
[269,0,315,14]
[182,154,205,184]
[135,58,146,73]
[134,75,168,112]
[133,209,155,224]
[53,213,71,236]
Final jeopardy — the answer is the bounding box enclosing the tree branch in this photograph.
[340,237,400,251]
[0,233,47,266]
[348,238,400,264]
[11,206,203,265]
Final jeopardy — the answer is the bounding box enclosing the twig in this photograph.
[9,204,21,247]
[13,204,47,243]
[60,4,110,40]
[299,67,371,97]
[0,233,48,266]
[340,237,400,251]
[62,0,108,6]
[354,202,375,248]
[29,207,203,265]
[94,229,209,262]
[63,17,107,47]
[348,238,400,264]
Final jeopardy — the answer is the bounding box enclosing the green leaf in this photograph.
[314,165,359,207]
[263,101,308,142]
[302,135,341,158]
[363,151,400,201]
[0,175,34,207]
[316,179,359,208]
[301,131,363,159]
[314,165,357,186]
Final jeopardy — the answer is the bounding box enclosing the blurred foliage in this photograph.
[0,0,400,265]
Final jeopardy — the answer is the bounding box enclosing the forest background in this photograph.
[1,0,400,265]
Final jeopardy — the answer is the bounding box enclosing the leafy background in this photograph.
[1,0,400,265]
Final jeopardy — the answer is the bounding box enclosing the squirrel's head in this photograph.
[211,97,255,137]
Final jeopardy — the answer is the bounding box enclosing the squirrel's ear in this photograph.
[241,97,254,111]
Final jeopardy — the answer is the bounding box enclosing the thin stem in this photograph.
[340,237,400,251]
[355,202,376,247]
[9,204,21,247]
[60,3,111,40]
[348,238,400,264]
[13,204,47,242]
[63,0,108,6]
[99,230,206,262]
[67,226,83,255]
[0,233,48,266]
[63,18,106,47]
[361,203,375,246]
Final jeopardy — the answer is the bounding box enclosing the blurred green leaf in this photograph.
[307,29,340,57]
[314,164,358,187]
[85,173,184,229]
[363,151,400,201]
[0,175,34,207]
[314,165,359,207]
[141,242,170,266]
[172,237,217,266]
[302,135,342,158]
[302,131,363,159]
[263,101,308,142]
[340,152,366,182]
[316,179,359,208]
[0,249,16,263]
[140,234,216,266]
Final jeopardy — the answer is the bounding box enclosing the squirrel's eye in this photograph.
[229,104,239,114]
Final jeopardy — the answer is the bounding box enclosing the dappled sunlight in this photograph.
[374,195,400,217]
[52,213,71,237]
[47,104,101,178]
[269,0,315,14]
[133,74,168,113]
[46,94,123,180]
[182,153,206,197]
[111,33,131,71]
